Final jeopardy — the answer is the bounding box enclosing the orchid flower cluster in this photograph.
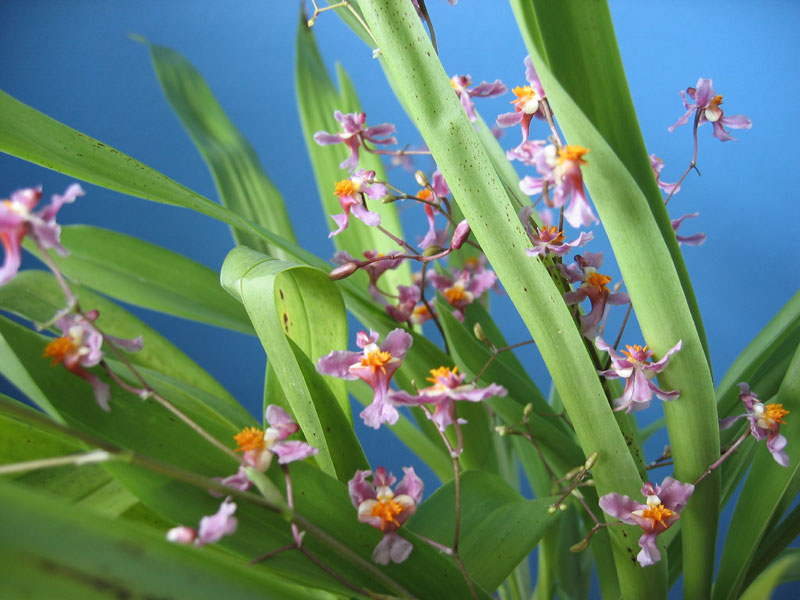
[1,3,796,600]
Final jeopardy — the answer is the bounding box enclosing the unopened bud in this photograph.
[166,526,197,545]
[450,219,471,250]
[583,479,595,487]
[473,322,488,343]
[564,466,582,481]
[414,170,430,188]
[423,245,444,257]
[382,195,399,204]
[372,48,382,59]
[85,309,100,322]
[328,263,358,281]
[559,503,569,512]
[583,451,598,471]
[569,538,590,553]
[570,488,584,500]
[522,403,534,419]
[662,445,672,459]
[494,425,509,436]
[547,504,559,515]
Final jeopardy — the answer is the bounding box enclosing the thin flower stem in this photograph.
[646,460,674,471]
[694,429,750,487]
[540,99,564,149]
[611,304,633,352]
[93,327,244,466]
[411,532,454,555]
[375,224,420,256]
[307,1,380,51]
[298,546,381,599]
[31,237,78,328]
[416,0,438,54]
[523,422,558,484]
[472,340,536,383]
[664,109,702,207]
[282,464,304,546]
[248,543,296,565]
[364,145,432,157]
[419,262,450,355]
[0,449,116,476]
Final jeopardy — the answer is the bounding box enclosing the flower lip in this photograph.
[557,145,589,164]
[233,427,266,453]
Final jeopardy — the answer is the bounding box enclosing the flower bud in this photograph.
[473,322,488,343]
[547,504,559,515]
[414,170,430,188]
[583,451,598,471]
[494,425,509,436]
[559,502,569,511]
[570,538,590,553]
[423,245,444,257]
[166,526,197,545]
[450,219,471,250]
[328,263,358,281]
[523,403,534,419]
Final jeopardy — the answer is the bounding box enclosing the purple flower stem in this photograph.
[411,532,454,555]
[540,100,564,149]
[93,323,245,466]
[281,464,304,547]
[248,543,296,565]
[664,110,702,207]
[30,236,79,329]
[416,0,439,54]
[375,224,421,257]
[646,459,675,471]
[611,304,633,352]
[419,262,450,355]
[364,145,432,157]
[423,408,478,599]
[694,429,750,488]
[472,339,536,383]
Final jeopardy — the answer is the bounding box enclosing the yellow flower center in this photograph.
[621,345,649,363]
[640,503,674,529]
[709,94,724,109]
[361,349,393,373]
[370,497,404,531]
[334,179,358,197]
[411,304,431,321]
[43,336,75,366]
[557,145,589,165]
[765,403,789,425]
[586,272,612,290]
[463,257,480,270]
[540,225,565,243]
[417,188,433,201]
[427,365,458,384]
[234,427,266,453]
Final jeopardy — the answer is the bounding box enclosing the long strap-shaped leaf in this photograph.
[509,3,720,596]
[357,2,663,596]
[296,20,412,293]
[220,247,367,482]
[140,40,297,260]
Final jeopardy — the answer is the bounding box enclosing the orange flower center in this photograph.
[709,94,724,109]
[234,427,266,453]
[361,349,393,373]
[370,498,404,531]
[558,145,589,165]
[427,365,458,384]
[463,257,480,270]
[586,272,612,290]
[412,304,431,321]
[334,179,358,197]
[539,225,565,243]
[511,85,537,103]
[417,188,433,201]
[640,503,674,529]
[622,345,649,363]
[765,403,789,425]
[43,336,75,365]
[444,283,467,305]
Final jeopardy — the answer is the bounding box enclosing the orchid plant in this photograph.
[0,2,798,600]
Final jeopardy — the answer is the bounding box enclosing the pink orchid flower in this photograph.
[668,77,751,142]
[596,336,682,413]
[314,111,397,171]
[599,477,694,566]
[316,329,413,429]
[329,170,387,237]
[519,206,593,258]
[390,366,507,431]
[497,56,547,145]
[649,154,681,196]
[1,184,83,285]
[167,498,238,547]
[428,268,497,322]
[720,383,790,467]
[348,466,423,565]
[450,74,507,123]
[558,252,629,338]
[671,212,707,247]
[43,311,143,411]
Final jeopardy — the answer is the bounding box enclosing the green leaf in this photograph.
[0,480,314,600]
[509,3,720,596]
[221,246,366,481]
[0,328,60,421]
[740,550,800,600]
[356,2,661,596]
[25,225,253,334]
[140,39,296,259]
[0,270,246,421]
[295,20,411,293]
[408,470,561,593]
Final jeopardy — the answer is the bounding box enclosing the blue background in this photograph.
[1,0,798,596]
